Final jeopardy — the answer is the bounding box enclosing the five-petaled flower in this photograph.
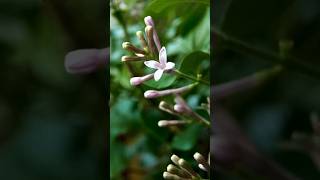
[144,47,175,81]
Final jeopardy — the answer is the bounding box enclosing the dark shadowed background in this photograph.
[0,0,107,179]
[213,0,320,179]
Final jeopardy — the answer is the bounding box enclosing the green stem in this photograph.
[174,69,210,85]
[190,112,211,127]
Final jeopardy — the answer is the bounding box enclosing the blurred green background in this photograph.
[213,0,320,179]
[0,0,107,179]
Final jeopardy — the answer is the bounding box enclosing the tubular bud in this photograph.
[159,101,176,115]
[136,31,148,50]
[122,42,146,54]
[145,25,156,57]
[144,90,160,98]
[163,172,182,180]
[144,16,161,51]
[178,159,199,177]
[167,164,192,178]
[130,73,154,86]
[65,48,108,74]
[144,84,196,99]
[170,154,181,166]
[158,120,188,127]
[198,164,208,172]
[173,104,186,113]
[194,152,210,171]
[121,55,145,62]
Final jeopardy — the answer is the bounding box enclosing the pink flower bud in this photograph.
[174,104,185,113]
[144,16,155,27]
[157,120,188,127]
[121,55,145,62]
[65,48,108,74]
[144,90,160,98]
[130,77,143,86]
[122,42,146,54]
[144,16,161,51]
[130,73,154,86]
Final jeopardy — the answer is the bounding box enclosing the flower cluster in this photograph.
[121,16,175,84]
[158,94,210,127]
[163,153,210,180]
[121,16,210,126]
[121,16,211,179]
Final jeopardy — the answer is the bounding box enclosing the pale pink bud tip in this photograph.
[144,90,160,98]
[157,121,167,127]
[174,104,185,113]
[170,154,180,165]
[198,164,207,172]
[144,16,154,26]
[65,48,108,74]
[122,42,130,49]
[193,152,203,161]
[130,77,142,86]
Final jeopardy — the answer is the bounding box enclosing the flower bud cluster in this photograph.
[163,153,210,180]
[157,95,211,128]
[121,16,175,86]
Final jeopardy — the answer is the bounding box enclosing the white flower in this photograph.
[144,47,175,81]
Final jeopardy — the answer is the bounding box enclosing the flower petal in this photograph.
[154,69,164,81]
[144,60,161,69]
[159,47,167,65]
[165,62,175,70]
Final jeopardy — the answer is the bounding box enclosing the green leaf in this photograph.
[171,124,203,151]
[148,0,210,13]
[143,73,176,89]
[168,9,210,54]
[179,51,210,77]
[176,4,207,37]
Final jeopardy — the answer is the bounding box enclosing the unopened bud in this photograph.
[174,95,192,114]
[144,16,161,51]
[136,31,148,50]
[65,48,108,74]
[121,55,145,62]
[170,154,181,166]
[163,172,182,180]
[173,104,185,113]
[159,101,176,115]
[194,152,209,171]
[144,16,155,27]
[159,101,170,110]
[198,164,207,172]
[144,84,196,99]
[145,25,156,56]
[130,77,143,86]
[158,120,188,127]
[144,90,160,98]
[178,159,198,177]
[122,42,146,54]
[167,164,191,179]
[130,73,154,86]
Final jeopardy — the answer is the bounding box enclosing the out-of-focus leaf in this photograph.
[110,142,127,179]
[143,73,176,89]
[147,0,210,13]
[179,51,209,77]
[168,9,210,54]
[176,4,207,37]
[171,124,202,151]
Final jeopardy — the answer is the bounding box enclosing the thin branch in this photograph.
[212,27,320,80]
